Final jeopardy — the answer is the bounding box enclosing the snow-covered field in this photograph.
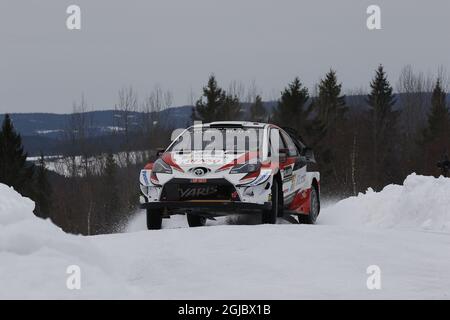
[27,150,150,177]
[1,174,450,299]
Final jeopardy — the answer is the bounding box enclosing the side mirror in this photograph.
[156,148,165,157]
[302,147,316,163]
[144,162,154,170]
[279,148,289,163]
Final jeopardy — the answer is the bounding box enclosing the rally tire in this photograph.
[262,179,280,224]
[298,186,319,224]
[187,214,207,227]
[146,209,163,230]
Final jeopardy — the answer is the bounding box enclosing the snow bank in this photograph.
[0,184,35,226]
[321,174,450,232]
[0,184,131,299]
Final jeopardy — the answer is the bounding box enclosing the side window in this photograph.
[293,138,305,155]
[269,128,286,155]
[281,131,298,157]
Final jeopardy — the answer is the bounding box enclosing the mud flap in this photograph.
[281,214,300,224]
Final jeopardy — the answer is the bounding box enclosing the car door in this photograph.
[279,130,306,205]
[269,128,303,205]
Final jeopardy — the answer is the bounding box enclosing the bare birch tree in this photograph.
[115,87,138,167]
[141,85,173,149]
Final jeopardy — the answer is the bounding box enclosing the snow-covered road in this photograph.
[1,174,450,299]
[98,221,450,299]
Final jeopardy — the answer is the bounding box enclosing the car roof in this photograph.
[191,121,268,129]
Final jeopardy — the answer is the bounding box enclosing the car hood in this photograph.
[169,150,259,172]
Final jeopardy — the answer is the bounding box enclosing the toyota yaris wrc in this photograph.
[139,121,320,229]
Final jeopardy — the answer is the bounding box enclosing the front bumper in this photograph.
[140,200,271,215]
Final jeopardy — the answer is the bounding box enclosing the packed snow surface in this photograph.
[1,174,450,299]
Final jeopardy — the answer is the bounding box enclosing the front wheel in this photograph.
[146,209,163,230]
[298,187,319,224]
[262,179,280,224]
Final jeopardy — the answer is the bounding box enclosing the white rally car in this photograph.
[139,121,320,229]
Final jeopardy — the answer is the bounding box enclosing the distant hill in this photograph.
[1,107,194,138]
[0,93,441,156]
[1,103,279,155]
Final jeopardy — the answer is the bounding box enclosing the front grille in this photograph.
[161,179,239,201]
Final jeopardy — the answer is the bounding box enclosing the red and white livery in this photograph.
[139,121,320,229]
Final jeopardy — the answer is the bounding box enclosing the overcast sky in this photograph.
[1,0,450,113]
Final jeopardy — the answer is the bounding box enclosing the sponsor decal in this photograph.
[141,170,150,186]
[247,171,271,186]
[283,165,293,177]
[179,186,218,198]
[190,178,207,183]
[291,175,297,191]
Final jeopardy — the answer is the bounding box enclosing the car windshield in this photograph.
[168,127,264,153]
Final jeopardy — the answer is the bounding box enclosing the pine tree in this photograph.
[310,70,347,141]
[425,79,449,139]
[249,95,267,122]
[0,114,34,194]
[366,65,399,190]
[218,94,241,121]
[34,153,52,218]
[309,70,347,189]
[421,79,450,175]
[272,77,310,133]
[192,75,241,122]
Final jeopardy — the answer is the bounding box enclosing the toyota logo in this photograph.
[192,167,208,176]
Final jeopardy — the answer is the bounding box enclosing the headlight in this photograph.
[230,162,261,174]
[152,158,172,174]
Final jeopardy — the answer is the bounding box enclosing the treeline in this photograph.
[1,64,449,235]
[0,86,175,235]
[47,87,176,235]
[191,66,450,196]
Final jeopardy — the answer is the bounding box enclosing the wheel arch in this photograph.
[311,177,320,213]
[273,171,283,217]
